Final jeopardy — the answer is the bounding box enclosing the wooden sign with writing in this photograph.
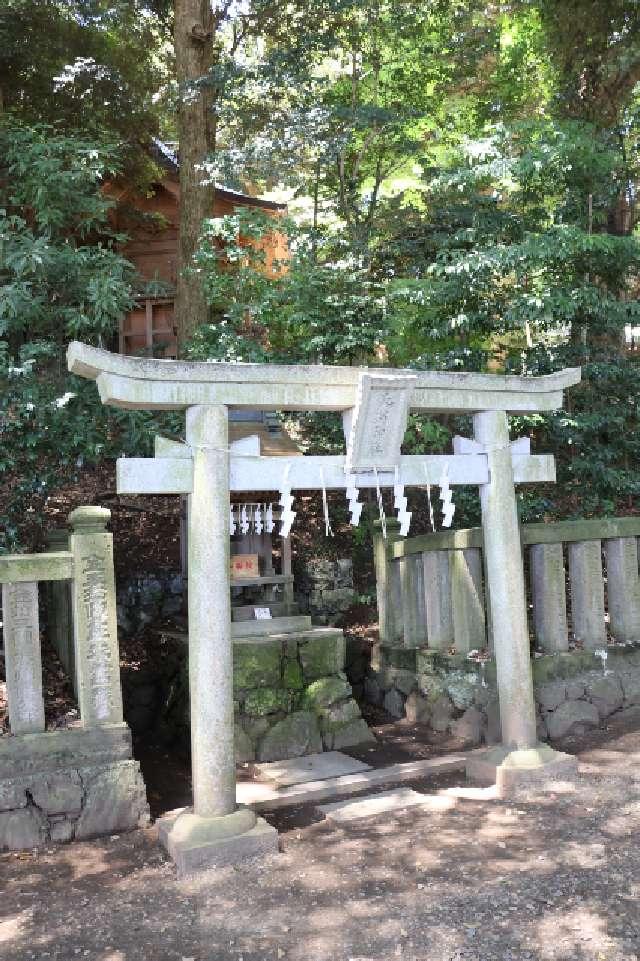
[231,554,260,578]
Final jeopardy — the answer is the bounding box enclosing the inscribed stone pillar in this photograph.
[530,543,569,653]
[372,519,403,645]
[69,507,123,727]
[450,547,486,654]
[473,411,537,749]
[185,405,236,820]
[568,540,606,650]
[2,581,45,734]
[605,537,640,643]
[422,550,454,652]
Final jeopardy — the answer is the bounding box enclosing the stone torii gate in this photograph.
[68,342,580,874]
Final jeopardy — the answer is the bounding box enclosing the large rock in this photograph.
[446,675,478,711]
[74,761,149,840]
[545,700,599,740]
[620,671,640,706]
[450,707,485,746]
[536,680,567,712]
[257,712,322,762]
[325,719,375,751]
[302,677,351,711]
[234,724,255,764]
[30,773,83,816]
[430,695,454,733]
[233,641,282,692]
[243,688,290,717]
[299,633,345,680]
[0,807,47,850]
[0,780,27,812]
[404,691,431,724]
[320,698,361,730]
[585,675,623,718]
[384,688,406,719]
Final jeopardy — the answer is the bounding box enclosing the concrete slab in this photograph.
[253,751,371,788]
[237,753,471,811]
[317,787,455,823]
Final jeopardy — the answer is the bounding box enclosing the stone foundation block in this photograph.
[544,700,599,740]
[30,772,83,816]
[257,712,322,762]
[585,675,623,718]
[0,807,47,850]
[158,807,278,878]
[324,719,375,751]
[467,744,578,797]
[75,760,149,840]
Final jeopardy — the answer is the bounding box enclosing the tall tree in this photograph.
[173,0,217,349]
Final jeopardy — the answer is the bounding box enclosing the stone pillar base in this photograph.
[466,744,578,797]
[157,806,279,877]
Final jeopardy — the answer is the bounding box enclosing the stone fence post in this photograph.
[372,519,403,645]
[2,581,45,734]
[69,507,123,728]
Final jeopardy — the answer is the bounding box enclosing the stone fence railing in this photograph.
[374,516,640,653]
[0,506,148,851]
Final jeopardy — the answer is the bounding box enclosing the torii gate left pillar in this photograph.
[68,342,582,874]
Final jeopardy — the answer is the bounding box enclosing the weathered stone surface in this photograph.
[364,675,383,705]
[450,707,485,745]
[233,641,281,692]
[299,634,345,680]
[325,719,374,751]
[430,695,454,733]
[621,671,640,706]
[49,818,75,842]
[30,772,83,816]
[392,669,417,696]
[234,724,255,764]
[417,675,446,703]
[0,807,47,850]
[446,674,478,710]
[585,675,623,718]
[530,542,569,653]
[320,698,361,730]
[243,716,270,743]
[404,691,431,724]
[74,761,149,840]
[545,700,599,740]
[254,751,370,787]
[243,688,290,717]
[536,680,567,712]
[257,712,322,762]
[565,679,586,700]
[282,659,304,690]
[302,677,351,711]
[2,580,45,735]
[384,687,406,719]
[0,781,27,812]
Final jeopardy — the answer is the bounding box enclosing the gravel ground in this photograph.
[3,720,640,961]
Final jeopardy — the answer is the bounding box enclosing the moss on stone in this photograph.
[302,676,351,711]
[299,633,345,680]
[243,687,290,717]
[282,658,304,690]
[233,640,282,692]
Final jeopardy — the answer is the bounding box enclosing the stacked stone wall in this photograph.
[160,629,373,762]
[297,558,356,625]
[365,644,640,745]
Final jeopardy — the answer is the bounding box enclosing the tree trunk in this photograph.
[174,0,216,353]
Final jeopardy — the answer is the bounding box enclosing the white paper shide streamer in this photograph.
[265,503,275,533]
[393,465,412,537]
[438,464,455,528]
[422,464,436,532]
[279,462,296,538]
[229,506,236,536]
[373,467,387,539]
[345,473,363,527]
[320,467,334,537]
[254,504,263,534]
[240,504,250,535]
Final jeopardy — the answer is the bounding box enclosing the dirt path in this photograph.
[3,721,640,961]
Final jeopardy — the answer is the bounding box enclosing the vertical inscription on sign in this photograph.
[81,552,116,722]
[71,528,123,728]
[2,581,45,734]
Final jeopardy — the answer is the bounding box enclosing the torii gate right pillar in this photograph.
[467,410,578,794]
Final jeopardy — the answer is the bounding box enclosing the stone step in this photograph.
[253,751,371,788]
[317,787,455,823]
[231,615,312,638]
[236,753,470,811]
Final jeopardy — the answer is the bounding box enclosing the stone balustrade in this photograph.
[376,516,640,654]
[0,507,148,851]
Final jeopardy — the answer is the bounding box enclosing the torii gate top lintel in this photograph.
[67,341,580,414]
